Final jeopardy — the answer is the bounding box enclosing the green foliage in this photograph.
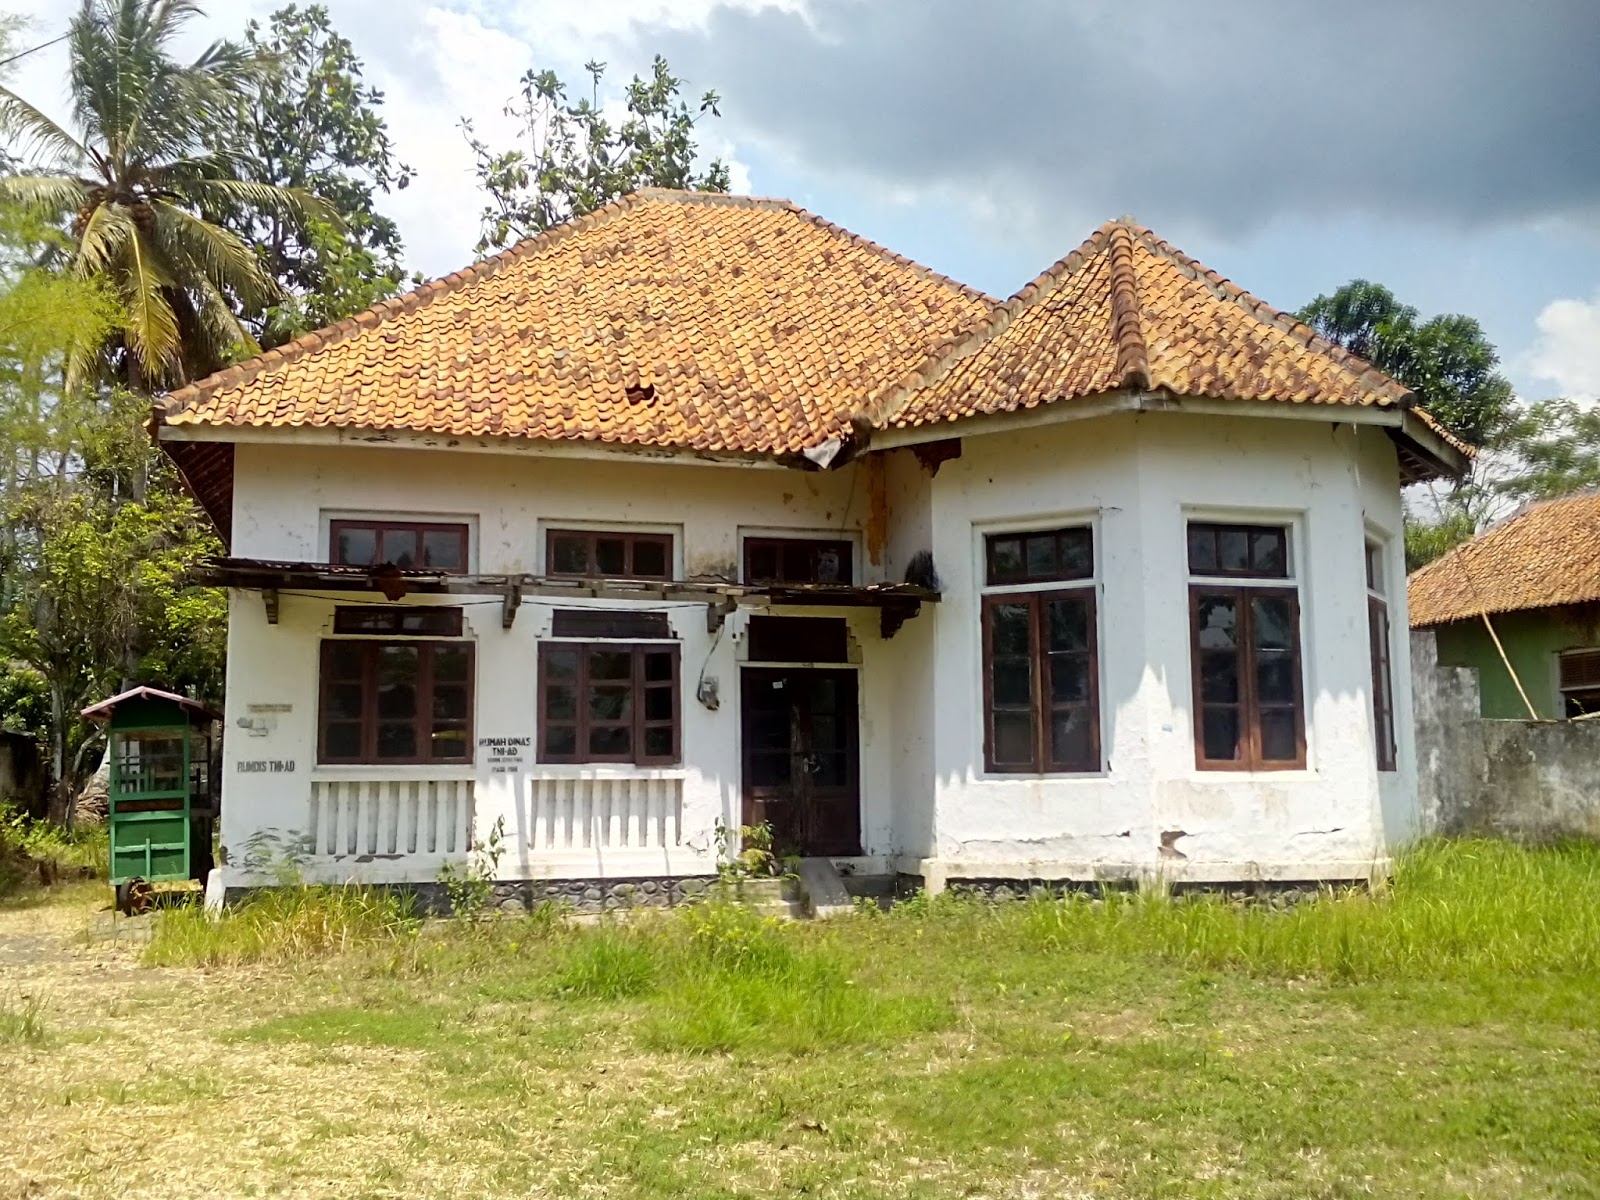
[1492,397,1600,506]
[436,816,507,918]
[0,797,107,897]
[0,989,47,1045]
[466,56,730,253]
[713,817,782,879]
[0,0,333,387]
[1298,279,1515,446]
[218,5,414,345]
[145,883,419,967]
[0,664,48,741]
[1404,506,1478,571]
[549,929,660,1000]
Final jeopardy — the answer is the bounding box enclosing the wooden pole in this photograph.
[1479,610,1541,721]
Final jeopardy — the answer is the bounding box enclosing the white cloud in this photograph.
[0,0,779,281]
[1527,290,1600,401]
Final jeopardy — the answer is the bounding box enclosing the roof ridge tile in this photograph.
[1107,224,1151,391]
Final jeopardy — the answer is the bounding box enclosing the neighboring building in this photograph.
[1409,491,1600,720]
[153,189,1465,899]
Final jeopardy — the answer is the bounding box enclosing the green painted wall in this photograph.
[1432,605,1600,718]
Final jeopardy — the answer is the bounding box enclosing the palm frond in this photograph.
[187,270,260,367]
[163,177,341,228]
[0,175,94,221]
[149,199,278,310]
[120,222,183,383]
[71,200,135,279]
[0,85,93,169]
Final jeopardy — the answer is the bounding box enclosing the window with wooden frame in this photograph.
[1557,649,1600,718]
[538,644,680,765]
[980,526,1099,774]
[1187,521,1304,770]
[1366,540,1397,771]
[318,640,474,764]
[743,537,854,586]
[546,529,672,581]
[329,519,469,573]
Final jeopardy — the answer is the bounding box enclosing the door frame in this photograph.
[737,662,864,857]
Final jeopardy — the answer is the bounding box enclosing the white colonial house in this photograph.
[154,190,1466,904]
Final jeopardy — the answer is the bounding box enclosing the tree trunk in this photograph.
[45,680,74,830]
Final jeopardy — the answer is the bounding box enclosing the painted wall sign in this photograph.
[478,736,530,775]
[237,759,296,773]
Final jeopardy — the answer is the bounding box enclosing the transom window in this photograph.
[744,538,854,586]
[318,640,474,764]
[1366,539,1397,771]
[1185,523,1289,579]
[332,606,464,637]
[538,644,680,765]
[986,527,1093,586]
[547,529,672,581]
[329,520,469,573]
[1188,520,1304,770]
[980,526,1100,774]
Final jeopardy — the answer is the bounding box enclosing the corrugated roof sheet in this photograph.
[1409,491,1600,627]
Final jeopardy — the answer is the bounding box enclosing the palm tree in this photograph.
[0,0,332,389]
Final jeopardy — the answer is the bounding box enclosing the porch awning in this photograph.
[191,558,939,638]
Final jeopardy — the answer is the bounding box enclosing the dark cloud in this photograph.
[638,0,1600,236]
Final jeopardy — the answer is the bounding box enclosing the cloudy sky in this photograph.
[7,0,1599,399]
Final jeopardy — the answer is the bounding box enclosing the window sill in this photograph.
[976,770,1110,783]
[1188,769,1319,783]
[528,765,688,781]
[312,764,476,782]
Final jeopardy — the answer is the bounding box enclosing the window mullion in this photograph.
[418,644,434,765]
[1030,592,1046,773]
[362,644,378,761]
[631,646,645,767]
[1239,588,1259,770]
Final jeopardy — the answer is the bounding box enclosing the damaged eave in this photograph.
[192,559,939,636]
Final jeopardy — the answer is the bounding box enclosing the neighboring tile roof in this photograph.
[160,190,993,456]
[1409,491,1600,628]
[866,220,1418,429]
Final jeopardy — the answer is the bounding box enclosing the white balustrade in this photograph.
[527,775,682,851]
[308,777,474,859]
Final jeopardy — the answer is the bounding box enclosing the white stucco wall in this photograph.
[214,411,1416,890]
[912,412,1411,885]
[219,443,903,887]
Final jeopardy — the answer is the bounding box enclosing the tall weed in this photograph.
[1017,838,1600,980]
[0,991,47,1045]
[145,884,419,967]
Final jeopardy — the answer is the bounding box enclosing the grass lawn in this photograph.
[2,840,1599,1198]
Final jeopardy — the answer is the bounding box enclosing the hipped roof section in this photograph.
[157,191,1468,536]
[1408,491,1600,628]
[159,189,993,456]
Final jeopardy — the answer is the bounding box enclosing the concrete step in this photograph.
[797,857,854,919]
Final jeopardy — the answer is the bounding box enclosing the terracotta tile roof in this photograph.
[868,220,1422,430]
[160,190,994,456]
[1409,491,1600,628]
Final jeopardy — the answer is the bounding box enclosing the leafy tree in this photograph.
[0,391,224,826]
[465,56,730,253]
[1490,398,1600,505]
[0,0,331,389]
[214,4,414,345]
[1297,280,1514,447]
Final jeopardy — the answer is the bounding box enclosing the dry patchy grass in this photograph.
[1,841,1598,1199]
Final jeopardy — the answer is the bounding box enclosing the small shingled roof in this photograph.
[1408,491,1600,628]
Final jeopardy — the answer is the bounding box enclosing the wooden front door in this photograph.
[740,668,861,857]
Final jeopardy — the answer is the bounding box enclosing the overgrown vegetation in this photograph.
[0,839,1577,1195]
[0,799,106,898]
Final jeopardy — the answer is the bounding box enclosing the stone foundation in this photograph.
[226,875,721,916]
